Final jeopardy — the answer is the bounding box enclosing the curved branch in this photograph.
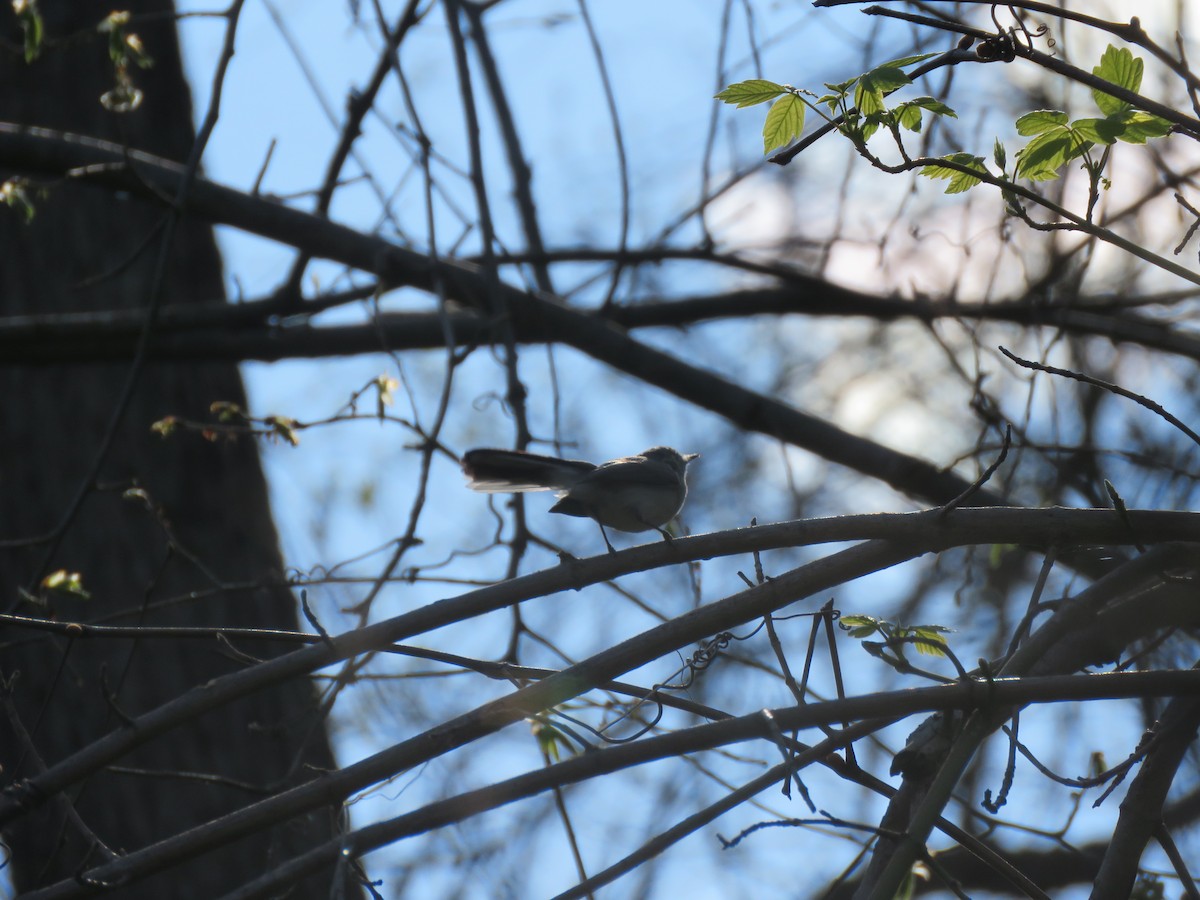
[0,124,1000,509]
[31,669,1200,900]
[4,285,1198,367]
[7,509,1200,897]
[1092,693,1200,897]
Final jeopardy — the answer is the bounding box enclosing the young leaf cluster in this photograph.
[839,614,952,658]
[0,178,37,222]
[825,53,950,144]
[97,11,154,113]
[713,79,808,154]
[12,0,43,63]
[1010,45,1170,183]
[716,54,954,153]
[717,44,1170,204]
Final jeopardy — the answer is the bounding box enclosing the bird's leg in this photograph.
[636,512,675,544]
[597,522,617,554]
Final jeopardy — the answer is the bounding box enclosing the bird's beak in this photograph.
[684,452,700,462]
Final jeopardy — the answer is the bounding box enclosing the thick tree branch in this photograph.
[854,542,1200,897]
[7,509,1200,896]
[30,669,1200,900]
[1091,692,1200,897]
[3,285,1199,366]
[0,123,998,510]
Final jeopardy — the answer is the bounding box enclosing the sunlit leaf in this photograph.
[1016,128,1092,180]
[992,137,1007,171]
[911,626,952,657]
[15,0,43,63]
[875,52,939,69]
[839,614,880,629]
[893,97,956,133]
[715,79,786,108]
[895,103,922,132]
[1092,44,1142,116]
[42,569,91,600]
[824,77,859,95]
[150,416,178,438]
[1015,110,1069,136]
[0,178,36,221]
[1119,111,1172,142]
[210,400,244,422]
[907,96,956,117]
[1071,116,1124,145]
[855,64,911,116]
[266,415,301,446]
[375,374,399,408]
[763,92,805,153]
[920,152,987,193]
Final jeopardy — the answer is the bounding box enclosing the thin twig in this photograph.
[999,346,1200,449]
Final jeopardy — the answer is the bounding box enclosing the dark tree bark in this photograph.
[0,5,353,896]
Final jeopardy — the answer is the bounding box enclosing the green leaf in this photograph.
[1002,188,1022,217]
[532,720,571,763]
[151,416,178,438]
[1071,110,1171,147]
[989,543,1018,567]
[854,86,885,117]
[1117,110,1172,142]
[851,57,921,117]
[839,614,883,638]
[892,97,957,133]
[920,152,987,194]
[896,103,923,132]
[1071,116,1127,145]
[1015,110,1069,136]
[859,110,891,142]
[1092,44,1143,116]
[907,96,957,117]
[42,569,91,600]
[910,625,953,657]
[375,374,399,408]
[860,65,913,94]
[824,77,860,95]
[210,400,244,419]
[992,137,1007,171]
[877,52,939,69]
[1012,111,1095,180]
[855,65,911,116]
[98,11,152,70]
[715,79,786,109]
[762,92,805,153]
[19,6,43,63]
[839,614,879,628]
[0,178,36,222]
[123,487,151,504]
[913,624,953,634]
[1016,128,1093,180]
[1075,109,1172,144]
[266,415,301,447]
[817,92,848,117]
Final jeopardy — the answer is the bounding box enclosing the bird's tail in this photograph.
[461,448,595,493]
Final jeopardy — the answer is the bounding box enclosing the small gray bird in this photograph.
[461,446,699,553]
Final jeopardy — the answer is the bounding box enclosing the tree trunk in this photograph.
[0,5,352,895]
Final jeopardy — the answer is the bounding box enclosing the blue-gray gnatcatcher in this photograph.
[461,446,699,552]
